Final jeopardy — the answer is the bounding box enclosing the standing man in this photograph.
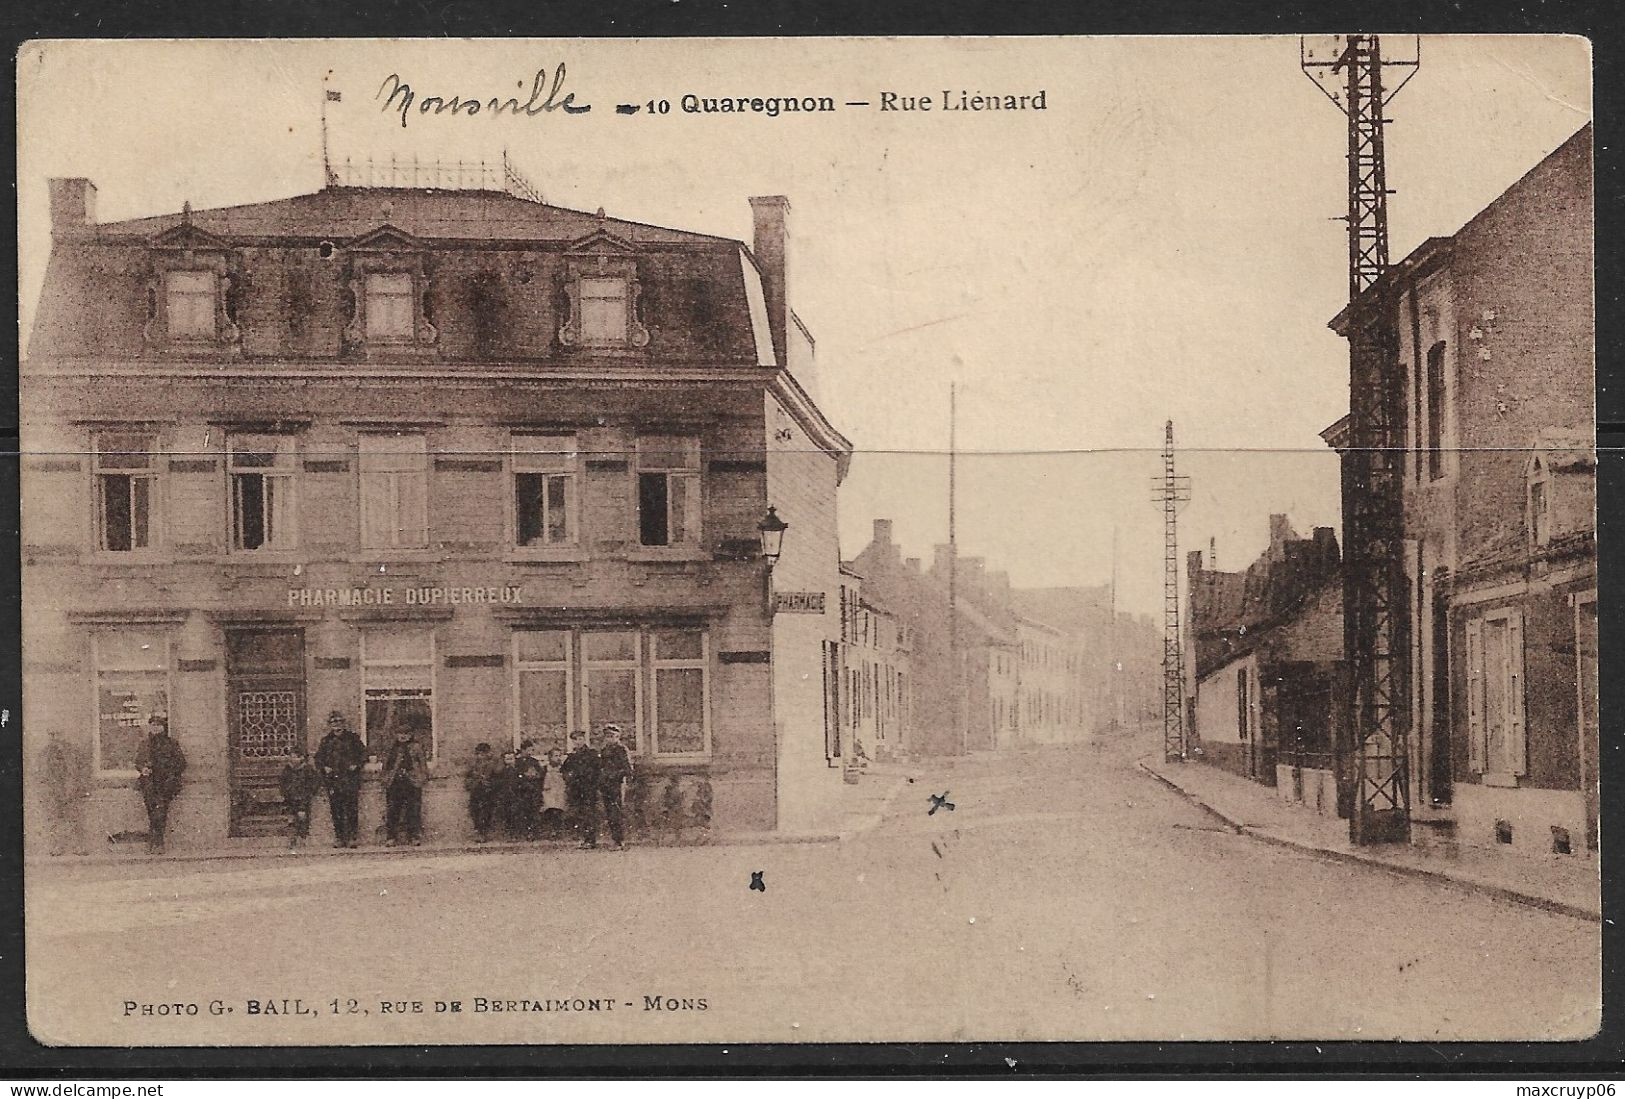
[134,716,186,854]
[561,729,601,849]
[314,711,366,848]
[464,743,502,842]
[37,729,90,856]
[598,723,634,851]
[512,739,545,840]
[382,721,429,846]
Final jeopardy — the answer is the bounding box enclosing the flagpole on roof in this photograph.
[321,70,341,188]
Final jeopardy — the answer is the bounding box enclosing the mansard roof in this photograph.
[82,185,736,249]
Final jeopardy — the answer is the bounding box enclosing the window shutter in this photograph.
[360,470,392,547]
[1508,611,1527,776]
[1466,617,1485,773]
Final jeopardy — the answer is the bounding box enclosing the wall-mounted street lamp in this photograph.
[758,507,789,565]
[758,507,789,616]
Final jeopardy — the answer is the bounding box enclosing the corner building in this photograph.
[22,176,852,846]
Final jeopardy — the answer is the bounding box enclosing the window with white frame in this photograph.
[93,431,161,552]
[651,628,709,756]
[1466,610,1526,778]
[513,625,713,759]
[229,434,298,551]
[636,435,701,547]
[579,276,630,343]
[1529,457,1552,547]
[165,270,217,339]
[582,629,642,747]
[365,272,416,340]
[361,629,436,759]
[359,434,429,549]
[512,434,577,548]
[92,630,169,773]
[514,629,573,753]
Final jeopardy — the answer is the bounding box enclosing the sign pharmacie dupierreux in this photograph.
[288,585,526,608]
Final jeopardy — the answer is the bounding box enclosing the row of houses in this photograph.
[1185,123,1597,861]
[843,519,1163,759]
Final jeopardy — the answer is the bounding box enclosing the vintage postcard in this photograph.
[16,36,1598,1046]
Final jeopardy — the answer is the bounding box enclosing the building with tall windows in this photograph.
[22,171,851,846]
[1325,123,1595,858]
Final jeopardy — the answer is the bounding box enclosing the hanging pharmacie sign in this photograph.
[287,584,526,608]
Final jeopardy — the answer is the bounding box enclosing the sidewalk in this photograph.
[26,824,846,871]
[836,760,913,838]
[27,773,914,871]
[1140,754,1601,922]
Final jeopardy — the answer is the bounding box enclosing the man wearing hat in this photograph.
[597,723,635,851]
[382,717,431,846]
[314,711,366,848]
[134,716,186,854]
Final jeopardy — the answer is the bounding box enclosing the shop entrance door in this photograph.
[226,628,307,837]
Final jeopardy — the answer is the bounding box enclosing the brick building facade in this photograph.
[22,174,852,847]
[1326,123,1596,855]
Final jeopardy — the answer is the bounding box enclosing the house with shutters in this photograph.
[21,167,853,848]
[1324,123,1597,857]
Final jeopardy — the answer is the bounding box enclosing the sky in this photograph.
[16,36,1593,616]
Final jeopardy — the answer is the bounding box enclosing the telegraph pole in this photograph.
[1302,35,1419,844]
[1150,421,1191,762]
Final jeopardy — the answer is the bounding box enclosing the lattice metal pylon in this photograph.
[1150,421,1192,762]
[1303,35,1419,844]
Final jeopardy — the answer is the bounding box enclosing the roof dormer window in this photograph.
[365,272,416,340]
[579,276,630,344]
[165,270,218,339]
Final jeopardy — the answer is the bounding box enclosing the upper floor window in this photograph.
[579,276,629,344]
[1425,341,1447,481]
[93,432,160,552]
[359,434,429,549]
[636,435,701,547]
[229,434,298,552]
[512,434,577,548]
[166,271,217,339]
[1529,458,1551,548]
[365,272,416,340]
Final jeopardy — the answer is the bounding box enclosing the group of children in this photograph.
[274,724,639,850]
[464,740,569,842]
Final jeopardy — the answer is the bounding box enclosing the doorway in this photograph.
[226,628,307,837]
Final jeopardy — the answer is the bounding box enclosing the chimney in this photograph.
[905,557,922,572]
[749,195,791,367]
[932,543,955,579]
[48,178,97,231]
[1313,526,1340,565]
[873,518,893,545]
[1187,549,1206,581]
[1269,514,1292,560]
